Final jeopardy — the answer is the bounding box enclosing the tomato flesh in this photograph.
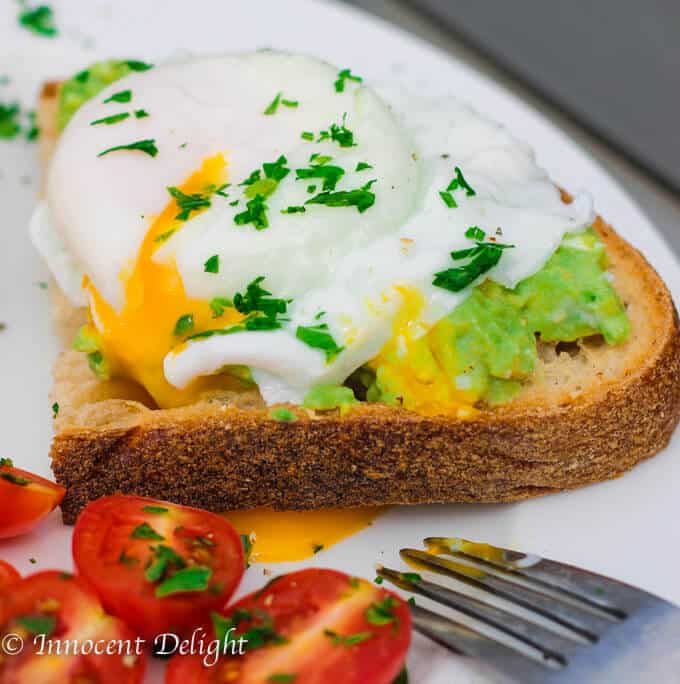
[72,495,245,640]
[0,561,20,589]
[165,568,411,684]
[0,461,65,539]
[0,570,145,684]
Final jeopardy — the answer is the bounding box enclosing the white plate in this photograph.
[1,1,679,682]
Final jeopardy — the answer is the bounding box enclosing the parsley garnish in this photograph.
[324,629,373,646]
[440,166,476,208]
[269,407,297,422]
[90,112,130,126]
[234,194,269,230]
[18,4,58,37]
[318,113,356,147]
[154,229,175,243]
[355,161,373,171]
[125,60,153,72]
[366,596,398,626]
[97,139,158,158]
[0,471,31,486]
[433,227,514,292]
[130,522,165,541]
[233,276,289,320]
[174,314,194,336]
[134,109,149,119]
[408,597,417,608]
[306,180,376,213]
[402,572,422,584]
[16,614,56,636]
[374,576,384,584]
[264,92,299,115]
[104,89,132,104]
[0,102,21,139]
[296,323,344,361]
[155,566,212,598]
[25,110,39,141]
[168,186,211,221]
[142,505,169,514]
[0,458,13,467]
[52,402,59,418]
[295,164,344,191]
[240,534,253,568]
[334,68,363,92]
[268,675,297,683]
[211,609,287,653]
[312,543,324,554]
[209,297,232,318]
[144,545,186,583]
[301,131,314,141]
[281,206,306,214]
[204,255,219,274]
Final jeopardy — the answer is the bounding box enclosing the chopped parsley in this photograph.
[0,458,13,467]
[281,206,306,214]
[125,60,153,72]
[296,323,344,361]
[144,545,186,583]
[204,255,220,274]
[25,110,39,141]
[301,131,314,141]
[154,229,175,243]
[130,522,164,541]
[240,534,253,568]
[355,161,373,171]
[168,186,211,221]
[51,402,59,418]
[134,109,149,119]
[318,113,356,147]
[264,92,299,115]
[324,629,373,646]
[173,314,194,336]
[0,102,21,139]
[374,576,384,584]
[18,3,58,37]
[155,566,212,598]
[334,68,363,93]
[312,543,324,554]
[90,112,130,126]
[0,471,31,486]
[16,614,56,636]
[305,180,376,213]
[142,505,169,514]
[433,227,515,292]
[268,675,297,683]
[408,597,417,608]
[234,194,269,230]
[402,572,422,584]
[365,596,398,626]
[97,138,158,158]
[440,166,476,208]
[295,164,344,191]
[209,297,232,318]
[233,276,289,320]
[104,89,132,104]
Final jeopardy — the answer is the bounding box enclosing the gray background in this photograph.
[345,0,680,254]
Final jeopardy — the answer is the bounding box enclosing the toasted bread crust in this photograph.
[39,82,680,522]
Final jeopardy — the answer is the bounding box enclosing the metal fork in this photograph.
[377,537,680,683]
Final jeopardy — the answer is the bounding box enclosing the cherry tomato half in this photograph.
[0,561,20,589]
[0,570,145,684]
[0,459,65,539]
[72,495,245,640]
[166,568,411,684]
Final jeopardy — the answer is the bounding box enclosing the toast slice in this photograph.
[37,83,680,524]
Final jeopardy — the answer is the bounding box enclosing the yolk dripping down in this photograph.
[85,154,245,409]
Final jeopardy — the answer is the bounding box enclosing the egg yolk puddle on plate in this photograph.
[86,153,246,408]
[224,507,385,562]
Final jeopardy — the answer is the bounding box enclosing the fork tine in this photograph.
[377,565,584,658]
[425,537,630,618]
[401,548,611,641]
[409,603,564,682]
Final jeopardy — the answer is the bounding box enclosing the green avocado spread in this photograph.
[57,59,151,131]
[360,228,630,409]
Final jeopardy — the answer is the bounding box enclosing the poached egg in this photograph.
[31,51,593,412]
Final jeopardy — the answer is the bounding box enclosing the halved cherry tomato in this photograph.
[0,570,145,683]
[72,495,245,640]
[0,561,20,589]
[0,459,65,539]
[165,568,411,684]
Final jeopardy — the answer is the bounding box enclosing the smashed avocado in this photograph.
[365,228,630,408]
[57,60,151,130]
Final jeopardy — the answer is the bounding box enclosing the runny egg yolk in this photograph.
[224,507,385,563]
[369,286,477,418]
[86,154,245,409]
